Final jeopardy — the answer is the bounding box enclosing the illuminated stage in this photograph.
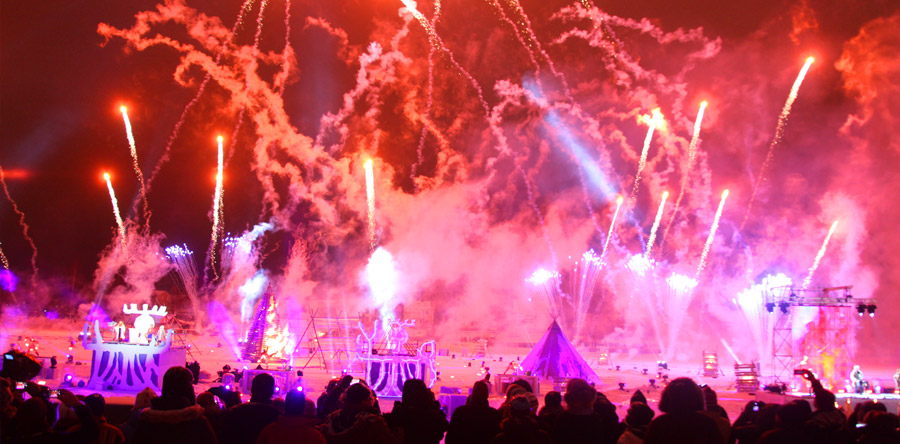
[757,390,900,413]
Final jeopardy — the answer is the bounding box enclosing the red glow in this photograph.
[0,168,32,180]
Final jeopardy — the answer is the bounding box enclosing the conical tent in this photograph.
[520,320,599,383]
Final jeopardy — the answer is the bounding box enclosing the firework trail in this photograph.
[662,101,707,244]
[103,172,127,245]
[801,220,838,289]
[600,195,623,263]
[741,57,814,229]
[225,0,269,166]
[410,1,441,190]
[0,165,38,284]
[207,136,225,282]
[631,108,664,198]
[365,158,376,250]
[696,189,729,279]
[274,0,292,97]
[119,106,148,227]
[401,1,561,265]
[138,0,257,196]
[645,191,669,257]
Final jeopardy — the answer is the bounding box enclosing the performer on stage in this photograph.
[894,368,900,393]
[850,365,865,394]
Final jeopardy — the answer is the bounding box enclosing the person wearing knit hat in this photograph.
[630,390,648,406]
[498,383,528,418]
[617,402,654,444]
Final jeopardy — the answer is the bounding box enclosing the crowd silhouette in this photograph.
[2,366,898,444]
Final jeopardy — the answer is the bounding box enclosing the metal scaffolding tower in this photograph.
[765,285,876,385]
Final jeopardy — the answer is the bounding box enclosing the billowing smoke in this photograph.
[11,0,883,368]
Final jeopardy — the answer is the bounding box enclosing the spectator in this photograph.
[322,383,397,444]
[700,386,731,442]
[9,388,99,444]
[551,378,614,444]
[1,377,17,442]
[729,401,773,444]
[133,366,217,444]
[617,402,654,444]
[856,410,900,444]
[119,387,157,443]
[317,380,339,421]
[446,380,501,444]
[593,392,623,442]
[643,377,723,444]
[537,391,563,431]
[197,392,223,435]
[321,376,353,420]
[255,389,325,444]
[498,384,527,419]
[490,395,551,444]
[800,370,845,444]
[384,379,448,444]
[79,393,125,444]
[757,400,813,444]
[219,373,281,444]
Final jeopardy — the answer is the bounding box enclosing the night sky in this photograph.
[2,1,899,364]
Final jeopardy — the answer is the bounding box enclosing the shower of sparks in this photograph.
[208,136,225,281]
[103,172,127,245]
[645,191,669,257]
[0,243,9,270]
[663,101,707,244]
[600,195,624,263]
[696,189,729,279]
[120,106,148,225]
[742,57,815,229]
[365,158,376,250]
[0,164,39,283]
[631,108,665,198]
[801,220,838,289]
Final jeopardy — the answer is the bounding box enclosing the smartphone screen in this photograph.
[50,390,59,399]
[15,381,25,390]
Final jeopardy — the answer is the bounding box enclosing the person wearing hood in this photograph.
[446,380,501,444]
[384,379,447,444]
[133,366,217,444]
[617,391,654,444]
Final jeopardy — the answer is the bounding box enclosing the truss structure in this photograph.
[766,285,875,385]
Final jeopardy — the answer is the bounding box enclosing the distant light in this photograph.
[296,386,303,392]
